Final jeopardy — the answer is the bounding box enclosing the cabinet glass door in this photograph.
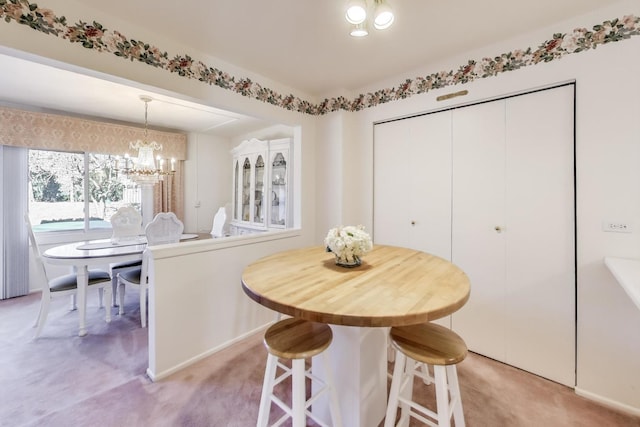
[270,152,287,227]
[233,160,239,221]
[241,158,251,222]
[254,155,265,225]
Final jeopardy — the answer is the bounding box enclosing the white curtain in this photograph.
[1,145,29,299]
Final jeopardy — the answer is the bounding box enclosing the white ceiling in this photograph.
[0,0,623,136]
[80,0,621,95]
[0,51,272,138]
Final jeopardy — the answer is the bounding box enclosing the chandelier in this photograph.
[345,0,394,37]
[116,95,175,185]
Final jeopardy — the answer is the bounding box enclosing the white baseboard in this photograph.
[575,387,640,417]
[147,322,272,382]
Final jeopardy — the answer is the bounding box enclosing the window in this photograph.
[28,149,140,232]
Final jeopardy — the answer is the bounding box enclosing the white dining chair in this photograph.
[25,214,112,338]
[210,205,229,238]
[109,206,143,243]
[117,212,184,327]
[108,206,144,307]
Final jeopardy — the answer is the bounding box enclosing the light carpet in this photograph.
[1,291,639,427]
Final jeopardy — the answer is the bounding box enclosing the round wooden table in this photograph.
[242,244,470,327]
[242,244,470,426]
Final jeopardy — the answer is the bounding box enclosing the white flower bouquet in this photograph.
[324,225,373,266]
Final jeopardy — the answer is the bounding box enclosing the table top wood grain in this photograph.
[241,245,470,327]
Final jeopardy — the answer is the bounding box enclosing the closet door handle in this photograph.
[494,226,503,233]
[411,221,416,226]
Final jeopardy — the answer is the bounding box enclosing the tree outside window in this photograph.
[28,149,139,232]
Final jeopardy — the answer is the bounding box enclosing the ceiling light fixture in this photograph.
[350,22,369,37]
[345,0,367,24]
[373,0,394,30]
[116,95,175,185]
[346,0,394,37]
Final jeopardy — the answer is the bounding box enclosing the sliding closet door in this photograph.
[504,85,575,386]
[374,119,414,248]
[451,100,507,361]
[373,112,452,260]
[451,85,575,386]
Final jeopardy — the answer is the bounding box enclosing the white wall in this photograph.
[320,1,640,413]
[183,132,233,234]
[315,113,345,241]
[147,230,307,379]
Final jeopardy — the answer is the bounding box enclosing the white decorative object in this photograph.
[324,225,372,267]
[210,206,228,238]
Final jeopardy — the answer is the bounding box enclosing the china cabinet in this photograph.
[231,137,291,233]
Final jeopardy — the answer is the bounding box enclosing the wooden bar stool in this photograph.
[257,317,342,427]
[385,323,467,427]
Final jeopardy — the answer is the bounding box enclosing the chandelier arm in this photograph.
[114,95,174,185]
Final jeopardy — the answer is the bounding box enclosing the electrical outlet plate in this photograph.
[602,221,633,233]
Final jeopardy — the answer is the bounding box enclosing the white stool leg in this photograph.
[434,365,451,427]
[447,365,465,427]
[34,297,50,338]
[111,277,118,307]
[140,286,146,328]
[397,358,415,427]
[421,363,433,384]
[387,330,395,363]
[321,351,343,427]
[291,358,306,427]
[104,285,112,323]
[257,354,277,427]
[384,350,406,427]
[118,282,126,315]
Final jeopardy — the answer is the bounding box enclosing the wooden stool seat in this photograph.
[257,318,342,427]
[389,322,467,366]
[385,323,467,427]
[264,317,333,360]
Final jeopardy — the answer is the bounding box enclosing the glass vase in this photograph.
[335,255,361,268]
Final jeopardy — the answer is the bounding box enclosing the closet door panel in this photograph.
[374,119,412,247]
[406,112,452,260]
[504,86,575,386]
[373,112,452,260]
[451,101,507,361]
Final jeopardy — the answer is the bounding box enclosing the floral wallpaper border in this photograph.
[1,0,639,115]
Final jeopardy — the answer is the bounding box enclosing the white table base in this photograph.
[312,326,389,427]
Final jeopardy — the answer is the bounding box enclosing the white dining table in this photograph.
[42,233,202,337]
[42,238,147,337]
[42,234,202,336]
